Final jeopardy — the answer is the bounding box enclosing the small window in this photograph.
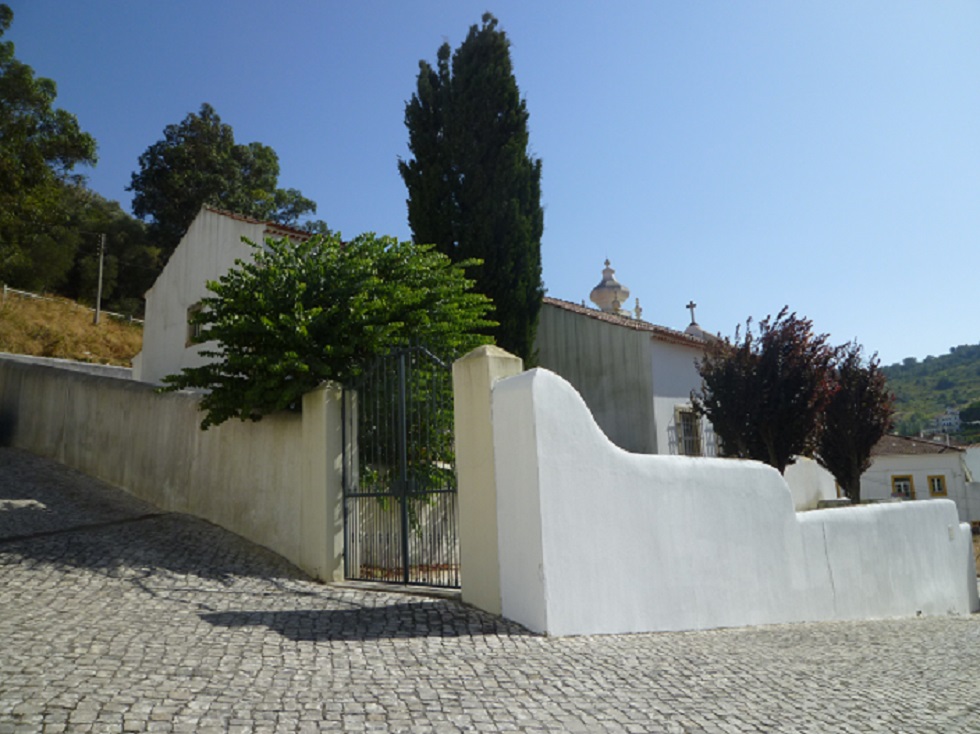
[675,407,702,457]
[928,475,947,497]
[891,475,915,500]
[186,302,204,347]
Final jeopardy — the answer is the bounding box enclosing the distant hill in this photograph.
[882,343,980,440]
[0,290,142,367]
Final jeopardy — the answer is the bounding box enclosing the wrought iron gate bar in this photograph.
[341,346,460,588]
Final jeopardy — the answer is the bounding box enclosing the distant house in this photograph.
[861,434,980,523]
[932,407,962,435]
[132,207,310,384]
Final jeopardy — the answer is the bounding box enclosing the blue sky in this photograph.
[9,1,980,366]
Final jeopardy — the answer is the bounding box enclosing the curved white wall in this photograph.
[491,368,978,636]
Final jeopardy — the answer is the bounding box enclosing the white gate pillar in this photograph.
[300,382,346,581]
[453,345,523,614]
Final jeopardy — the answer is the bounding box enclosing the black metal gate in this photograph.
[342,346,460,588]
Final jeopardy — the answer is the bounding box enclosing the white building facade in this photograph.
[133,207,310,384]
[861,434,980,523]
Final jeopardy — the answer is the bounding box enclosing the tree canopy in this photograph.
[162,232,495,429]
[399,13,543,362]
[0,3,98,292]
[693,309,896,491]
[692,308,837,474]
[816,344,894,502]
[882,343,980,438]
[128,103,318,258]
[58,186,160,315]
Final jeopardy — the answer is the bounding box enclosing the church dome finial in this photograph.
[590,260,630,316]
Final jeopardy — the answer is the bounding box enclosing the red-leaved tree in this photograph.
[692,308,837,474]
[815,343,894,502]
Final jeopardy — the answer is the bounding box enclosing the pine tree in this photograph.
[399,13,543,362]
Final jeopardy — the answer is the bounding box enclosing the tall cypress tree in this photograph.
[399,13,543,362]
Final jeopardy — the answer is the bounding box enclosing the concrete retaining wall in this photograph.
[0,352,133,380]
[0,357,344,581]
[488,367,979,636]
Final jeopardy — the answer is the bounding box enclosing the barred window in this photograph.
[676,407,702,457]
[186,302,204,347]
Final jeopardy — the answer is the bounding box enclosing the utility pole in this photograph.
[93,233,105,325]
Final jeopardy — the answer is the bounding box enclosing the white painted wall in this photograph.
[648,337,704,455]
[452,345,524,614]
[784,457,839,511]
[490,368,977,636]
[0,357,345,581]
[963,447,980,482]
[0,352,133,380]
[962,448,980,524]
[134,208,266,384]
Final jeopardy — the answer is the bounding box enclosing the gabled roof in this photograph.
[202,206,313,241]
[871,434,964,457]
[542,296,706,349]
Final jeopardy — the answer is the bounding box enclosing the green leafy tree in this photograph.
[399,13,543,362]
[0,4,97,291]
[128,103,316,258]
[163,232,495,429]
[882,343,980,437]
[59,186,158,315]
[815,343,894,502]
[692,308,837,474]
[961,401,980,425]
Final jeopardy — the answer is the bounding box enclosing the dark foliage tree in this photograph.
[961,401,980,424]
[399,13,543,362]
[692,308,837,474]
[128,103,316,259]
[58,186,159,316]
[0,4,97,291]
[163,232,494,429]
[815,343,894,502]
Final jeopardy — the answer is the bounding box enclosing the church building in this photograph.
[535,261,715,457]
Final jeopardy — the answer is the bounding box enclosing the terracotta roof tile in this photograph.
[203,206,313,240]
[870,434,964,456]
[543,296,706,348]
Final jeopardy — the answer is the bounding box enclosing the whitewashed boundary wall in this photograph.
[0,357,344,581]
[483,365,978,636]
[0,352,133,380]
[783,457,839,511]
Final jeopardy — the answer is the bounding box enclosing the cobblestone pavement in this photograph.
[2,448,979,734]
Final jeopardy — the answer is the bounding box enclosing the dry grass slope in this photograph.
[0,293,142,367]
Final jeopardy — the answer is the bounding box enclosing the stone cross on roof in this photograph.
[686,300,697,325]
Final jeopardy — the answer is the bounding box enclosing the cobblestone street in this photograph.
[2,447,979,733]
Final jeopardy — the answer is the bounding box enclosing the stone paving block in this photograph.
[2,447,980,732]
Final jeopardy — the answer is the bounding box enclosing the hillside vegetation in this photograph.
[0,291,142,367]
[883,343,980,440]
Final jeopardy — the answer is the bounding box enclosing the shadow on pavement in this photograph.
[1,447,533,642]
[0,448,311,585]
[200,601,532,641]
